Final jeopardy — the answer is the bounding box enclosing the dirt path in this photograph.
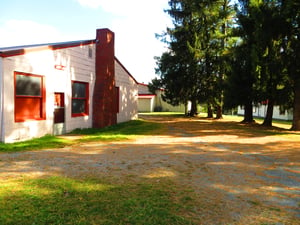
[1,115,299,224]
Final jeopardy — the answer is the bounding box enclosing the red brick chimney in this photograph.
[93,28,117,128]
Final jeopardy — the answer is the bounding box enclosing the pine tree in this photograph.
[281,0,300,130]
[154,0,236,117]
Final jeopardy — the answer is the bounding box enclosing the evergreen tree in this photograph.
[230,0,293,126]
[281,0,300,130]
[154,0,236,117]
[224,0,259,122]
[225,43,257,123]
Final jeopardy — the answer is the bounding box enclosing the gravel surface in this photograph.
[1,115,299,224]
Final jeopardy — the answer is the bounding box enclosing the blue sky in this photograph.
[0,0,172,83]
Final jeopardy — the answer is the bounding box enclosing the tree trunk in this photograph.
[262,99,274,127]
[207,103,213,118]
[190,98,198,116]
[242,101,254,123]
[215,104,223,119]
[184,102,188,115]
[292,78,300,130]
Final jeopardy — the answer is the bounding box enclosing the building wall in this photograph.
[155,90,187,112]
[1,44,95,143]
[138,98,155,112]
[237,105,293,121]
[0,57,3,141]
[272,106,293,120]
[138,83,150,94]
[115,59,138,123]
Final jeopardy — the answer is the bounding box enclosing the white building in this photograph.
[137,83,189,113]
[0,28,138,143]
[237,104,293,121]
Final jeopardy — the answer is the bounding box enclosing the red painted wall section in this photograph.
[93,28,118,128]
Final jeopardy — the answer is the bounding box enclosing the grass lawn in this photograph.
[0,113,298,224]
[0,119,161,153]
[0,176,195,225]
[70,119,162,142]
[0,113,292,153]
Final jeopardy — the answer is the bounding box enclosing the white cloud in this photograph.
[1,0,172,83]
[77,0,168,16]
[76,0,103,9]
[0,20,74,47]
[76,0,172,83]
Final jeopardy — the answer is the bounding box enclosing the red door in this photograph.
[54,93,65,123]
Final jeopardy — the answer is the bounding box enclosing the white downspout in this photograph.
[0,57,4,142]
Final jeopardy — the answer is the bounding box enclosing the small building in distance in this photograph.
[137,83,189,113]
[237,104,293,121]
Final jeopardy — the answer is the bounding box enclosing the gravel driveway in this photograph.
[1,114,299,224]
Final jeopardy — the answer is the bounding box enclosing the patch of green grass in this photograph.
[139,112,185,116]
[0,176,195,225]
[0,135,71,153]
[71,119,162,142]
[0,120,161,153]
[223,114,292,129]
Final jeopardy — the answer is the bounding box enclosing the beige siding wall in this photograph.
[1,44,95,143]
[115,60,138,123]
[155,90,186,112]
[137,84,187,112]
[138,98,154,112]
[138,84,150,94]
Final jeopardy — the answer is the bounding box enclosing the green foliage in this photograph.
[154,0,300,128]
[148,77,163,94]
[156,0,237,117]
[0,176,195,225]
[224,0,300,125]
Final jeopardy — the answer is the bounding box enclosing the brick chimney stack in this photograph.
[93,28,117,128]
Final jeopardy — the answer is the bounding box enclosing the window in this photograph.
[88,46,93,58]
[72,81,89,117]
[15,72,45,122]
[115,86,119,113]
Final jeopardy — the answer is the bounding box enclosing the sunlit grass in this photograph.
[0,135,71,153]
[70,119,162,142]
[139,112,185,116]
[0,119,162,153]
[0,114,294,153]
[0,176,195,225]
[0,114,298,224]
[222,114,292,129]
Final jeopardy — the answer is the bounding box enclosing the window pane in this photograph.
[16,74,41,96]
[15,97,42,121]
[72,82,86,98]
[72,99,86,114]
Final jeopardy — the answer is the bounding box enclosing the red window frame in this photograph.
[14,71,46,122]
[71,81,89,117]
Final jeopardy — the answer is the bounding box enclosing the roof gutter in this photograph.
[0,57,4,142]
[0,39,96,58]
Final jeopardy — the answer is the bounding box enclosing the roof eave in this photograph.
[0,39,96,58]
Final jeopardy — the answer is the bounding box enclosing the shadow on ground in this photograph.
[0,115,299,224]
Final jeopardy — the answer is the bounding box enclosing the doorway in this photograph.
[53,92,65,135]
